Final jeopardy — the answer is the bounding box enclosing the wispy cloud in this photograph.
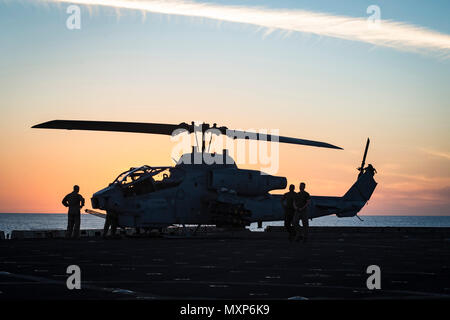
[420,148,450,161]
[43,0,450,57]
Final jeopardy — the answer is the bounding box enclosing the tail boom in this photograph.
[309,170,377,218]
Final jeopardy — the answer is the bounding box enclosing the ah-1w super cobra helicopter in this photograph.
[32,120,377,230]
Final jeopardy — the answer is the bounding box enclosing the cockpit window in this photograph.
[153,169,170,183]
[153,168,184,190]
[113,166,184,197]
[113,166,154,186]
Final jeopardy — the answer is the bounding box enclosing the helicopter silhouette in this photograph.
[32,120,377,230]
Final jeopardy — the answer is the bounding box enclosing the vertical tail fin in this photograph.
[338,139,377,217]
[343,171,377,202]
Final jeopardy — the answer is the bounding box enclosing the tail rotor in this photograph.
[358,138,370,178]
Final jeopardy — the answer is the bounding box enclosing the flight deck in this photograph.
[0,226,449,300]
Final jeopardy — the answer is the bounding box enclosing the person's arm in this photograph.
[300,194,311,211]
[62,195,69,207]
[300,199,310,211]
[80,195,85,208]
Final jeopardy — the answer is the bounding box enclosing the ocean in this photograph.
[0,213,449,237]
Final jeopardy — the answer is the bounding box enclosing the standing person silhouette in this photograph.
[62,185,85,238]
[103,210,118,238]
[293,182,311,243]
[282,184,297,242]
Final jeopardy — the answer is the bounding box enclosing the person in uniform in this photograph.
[282,184,296,241]
[62,185,85,238]
[103,211,119,238]
[293,182,311,242]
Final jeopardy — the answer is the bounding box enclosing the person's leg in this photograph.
[292,211,302,241]
[284,212,293,241]
[284,211,290,232]
[284,210,292,234]
[287,210,295,240]
[103,213,111,237]
[111,213,118,236]
[301,212,309,242]
[66,214,74,238]
[73,214,80,238]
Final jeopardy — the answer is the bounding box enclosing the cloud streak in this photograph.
[420,148,450,161]
[45,0,450,57]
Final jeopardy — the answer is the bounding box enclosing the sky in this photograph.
[0,0,449,215]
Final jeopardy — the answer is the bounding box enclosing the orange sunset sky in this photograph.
[0,1,449,215]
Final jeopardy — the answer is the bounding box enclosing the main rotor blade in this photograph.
[32,120,189,135]
[32,120,342,150]
[226,130,343,150]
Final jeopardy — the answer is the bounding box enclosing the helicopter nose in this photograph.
[91,192,123,210]
[91,196,105,209]
[91,196,100,209]
[91,196,117,210]
[92,185,123,209]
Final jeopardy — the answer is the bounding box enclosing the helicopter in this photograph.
[32,120,377,230]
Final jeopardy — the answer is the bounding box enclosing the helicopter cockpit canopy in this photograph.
[113,165,184,197]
